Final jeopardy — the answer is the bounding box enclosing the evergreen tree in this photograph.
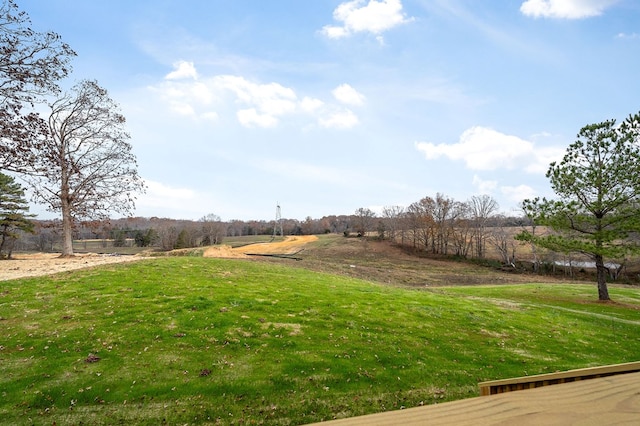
[0,172,34,258]
[518,112,640,301]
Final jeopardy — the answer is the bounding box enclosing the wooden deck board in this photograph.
[479,361,640,395]
[310,371,640,425]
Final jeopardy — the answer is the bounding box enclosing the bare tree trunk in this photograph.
[0,224,8,259]
[60,188,74,257]
[594,254,610,301]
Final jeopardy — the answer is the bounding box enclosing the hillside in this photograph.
[1,236,638,424]
[0,233,592,287]
[240,234,578,288]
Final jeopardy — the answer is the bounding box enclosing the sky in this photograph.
[23,0,640,221]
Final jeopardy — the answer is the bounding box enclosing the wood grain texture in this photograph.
[312,371,640,425]
[479,361,640,395]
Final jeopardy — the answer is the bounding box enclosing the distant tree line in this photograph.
[377,194,511,260]
[10,193,526,260]
[9,213,350,252]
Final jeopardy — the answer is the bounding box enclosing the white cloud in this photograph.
[501,184,538,203]
[616,32,639,40]
[319,109,360,129]
[473,177,541,209]
[322,0,414,40]
[472,175,497,194]
[168,101,196,117]
[215,75,298,127]
[165,61,198,80]
[520,0,618,19]
[300,96,324,113]
[332,84,366,106]
[160,82,215,118]
[154,72,298,128]
[140,180,196,208]
[322,25,350,39]
[187,82,214,104]
[525,146,565,174]
[136,180,225,220]
[415,126,563,173]
[237,108,278,128]
[153,64,363,129]
[201,111,219,122]
[153,68,216,121]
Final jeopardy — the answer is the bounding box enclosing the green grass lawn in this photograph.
[1,257,639,425]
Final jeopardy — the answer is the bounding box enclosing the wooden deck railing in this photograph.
[478,360,640,396]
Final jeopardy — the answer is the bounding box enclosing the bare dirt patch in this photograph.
[0,253,146,281]
[203,235,318,258]
[201,245,245,258]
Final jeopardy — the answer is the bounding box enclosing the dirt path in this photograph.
[203,235,318,258]
[0,253,146,281]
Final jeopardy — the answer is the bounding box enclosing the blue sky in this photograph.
[25,0,640,221]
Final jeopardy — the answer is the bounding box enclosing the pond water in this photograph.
[554,260,620,269]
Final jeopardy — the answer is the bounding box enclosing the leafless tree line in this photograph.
[12,214,226,252]
[14,193,528,264]
[379,193,519,262]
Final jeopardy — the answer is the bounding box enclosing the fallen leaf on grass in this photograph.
[85,354,101,363]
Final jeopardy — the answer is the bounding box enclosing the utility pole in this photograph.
[272,203,283,240]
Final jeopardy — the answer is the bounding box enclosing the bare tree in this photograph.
[26,80,145,257]
[406,198,433,250]
[489,215,517,266]
[353,207,376,236]
[431,193,464,255]
[300,216,315,235]
[518,199,543,272]
[406,200,428,249]
[468,195,499,258]
[157,224,179,251]
[451,207,473,258]
[200,213,225,245]
[382,205,405,243]
[0,0,75,171]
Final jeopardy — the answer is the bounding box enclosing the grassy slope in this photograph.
[1,239,639,425]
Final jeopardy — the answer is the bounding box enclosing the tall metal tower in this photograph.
[272,203,283,239]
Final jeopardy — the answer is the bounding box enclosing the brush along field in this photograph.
[0,235,639,425]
